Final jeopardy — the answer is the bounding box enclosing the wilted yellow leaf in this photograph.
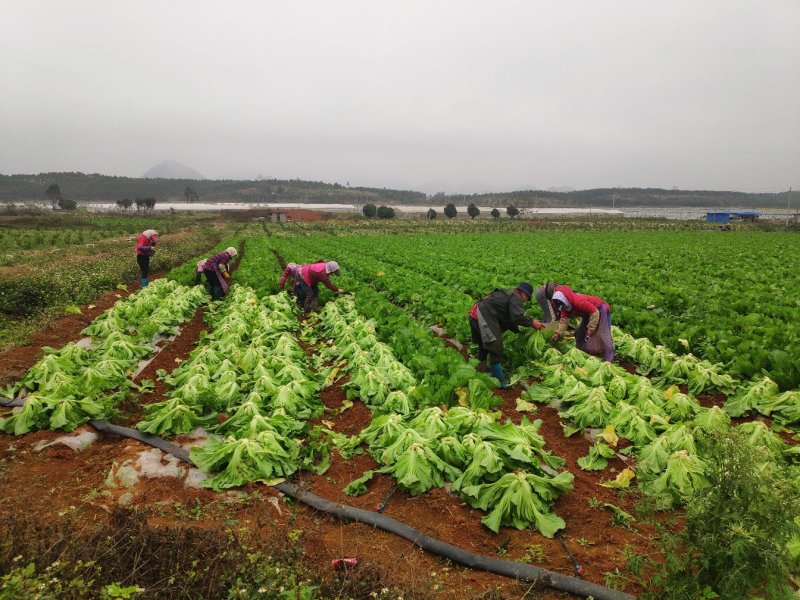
[600,425,619,447]
[600,468,635,489]
[515,398,537,413]
[325,367,340,387]
[455,387,469,407]
[663,385,680,400]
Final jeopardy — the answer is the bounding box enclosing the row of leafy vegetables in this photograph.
[268,232,800,432]
[311,299,574,537]
[514,329,800,564]
[1,279,207,434]
[136,286,335,490]
[259,235,799,553]
[269,231,800,390]
[2,232,798,549]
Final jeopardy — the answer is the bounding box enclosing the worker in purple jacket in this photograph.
[202,247,238,300]
[296,260,346,313]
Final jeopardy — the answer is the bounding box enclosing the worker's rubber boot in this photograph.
[140,278,148,288]
[490,362,508,389]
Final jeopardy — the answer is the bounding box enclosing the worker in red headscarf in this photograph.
[547,284,614,362]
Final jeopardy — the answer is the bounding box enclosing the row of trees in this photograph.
[361,204,396,219]
[46,184,158,212]
[433,203,520,219]
[116,197,157,211]
[362,202,522,220]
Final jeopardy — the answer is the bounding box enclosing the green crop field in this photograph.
[1,220,798,599]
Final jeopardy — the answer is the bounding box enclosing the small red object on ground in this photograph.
[331,557,358,569]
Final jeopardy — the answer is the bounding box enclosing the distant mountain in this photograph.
[142,160,205,180]
[546,186,575,193]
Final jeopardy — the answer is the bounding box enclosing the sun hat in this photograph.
[516,282,534,298]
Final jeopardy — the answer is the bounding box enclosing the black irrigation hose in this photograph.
[85,421,636,600]
[88,420,195,465]
[557,532,584,577]
[375,484,398,513]
[0,396,24,408]
[275,481,635,600]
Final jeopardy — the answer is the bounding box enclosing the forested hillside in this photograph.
[0,172,794,208]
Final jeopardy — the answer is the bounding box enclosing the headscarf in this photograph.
[552,290,571,312]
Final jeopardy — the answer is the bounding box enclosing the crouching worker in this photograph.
[468,282,544,389]
[203,247,238,300]
[296,260,346,314]
[549,285,614,362]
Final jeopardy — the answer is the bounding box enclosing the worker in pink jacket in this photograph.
[548,284,614,362]
[135,229,158,288]
[278,262,301,291]
[296,260,346,313]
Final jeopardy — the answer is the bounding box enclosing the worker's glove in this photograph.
[550,332,561,344]
[222,272,231,280]
[531,320,544,330]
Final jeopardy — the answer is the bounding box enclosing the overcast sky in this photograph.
[1,1,798,194]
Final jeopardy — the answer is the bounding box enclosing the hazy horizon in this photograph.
[1,1,798,195]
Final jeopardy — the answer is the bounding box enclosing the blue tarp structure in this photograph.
[706,211,760,222]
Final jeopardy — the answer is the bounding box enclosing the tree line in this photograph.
[362,202,522,220]
[0,173,426,205]
[7,173,796,209]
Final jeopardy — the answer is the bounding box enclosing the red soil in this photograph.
[0,293,662,599]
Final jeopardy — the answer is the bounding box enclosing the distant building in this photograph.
[706,210,760,223]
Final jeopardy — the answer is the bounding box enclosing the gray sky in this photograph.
[1,1,798,194]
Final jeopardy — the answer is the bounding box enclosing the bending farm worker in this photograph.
[135,229,158,288]
[549,284,614,362]
[278,262,303,303]
[194,258,207,285]
[468,282,544,389]
[202,246,238,300]
[535,283,558,323]
[296,260,346,314]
